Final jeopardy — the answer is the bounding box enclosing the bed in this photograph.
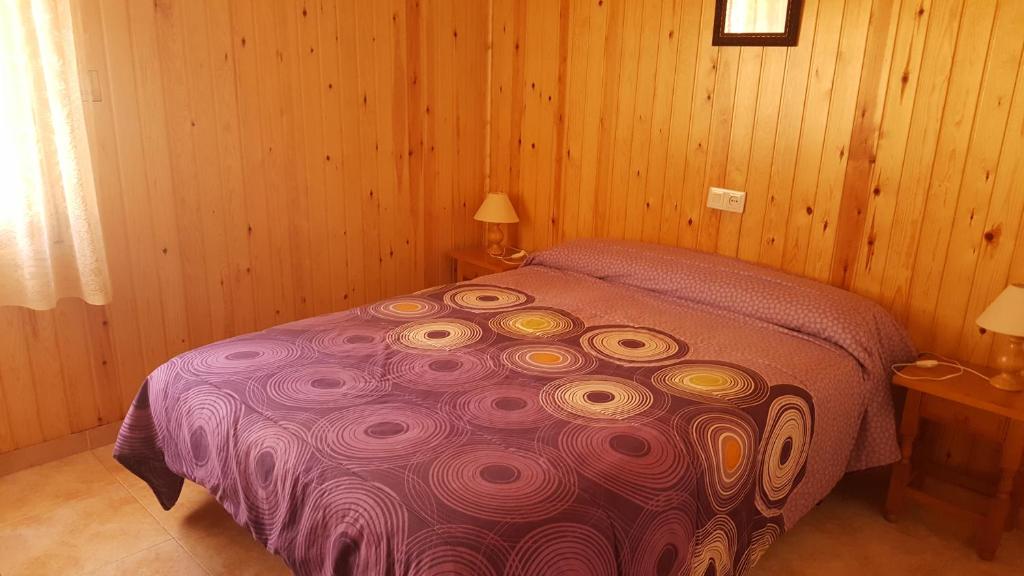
[115,239,915,575]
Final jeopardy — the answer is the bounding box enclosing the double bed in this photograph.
[115,239,915,575]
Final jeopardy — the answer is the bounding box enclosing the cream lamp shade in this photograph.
[474,193,519,257]
[977,283,1024,392]
[474,193,520,224]
[977,284,1024,338]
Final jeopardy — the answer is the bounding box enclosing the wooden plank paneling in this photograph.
[0,309,45,447]
[827,0,901,287]
[801,0,872,281]
[901,0,998,346]
[777,0,846,275]
[930,0,1024,354]
[959,47,1024,365]
[488,0,1024,478]
[638,0,685,245]
[0,0,486,454]
[5,0,1022,474]
[491,0,1024,364]
[714,45,763,258]
[756,0,820,267]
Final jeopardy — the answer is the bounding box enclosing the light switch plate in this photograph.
[707,186,746,214]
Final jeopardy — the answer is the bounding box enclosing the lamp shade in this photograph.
[977,283,1024,338]
[474,193,519,224]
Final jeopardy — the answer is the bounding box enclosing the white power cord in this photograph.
[496,245,529,264]
[891,353,990,382]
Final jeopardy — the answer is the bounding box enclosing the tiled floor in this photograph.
[754,471,1024,575]
[0,446,288,576]
[0,447,1021,575]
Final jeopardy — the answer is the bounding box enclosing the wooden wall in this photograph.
[489,0,1024,366]
[0,0,488,454]
[3,0,1023,462]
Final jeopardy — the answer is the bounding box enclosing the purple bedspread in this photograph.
[115,240,915,575]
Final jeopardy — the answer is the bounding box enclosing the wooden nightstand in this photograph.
[885,361,1024,560]
[449,247,522,282]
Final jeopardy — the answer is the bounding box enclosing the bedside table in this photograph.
[885,361,1024,560]
[449,247,522,282]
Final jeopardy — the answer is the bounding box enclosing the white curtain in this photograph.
[0,0,109,310]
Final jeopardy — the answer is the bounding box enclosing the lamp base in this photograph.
[990,336,1024,393]
[990,372,1024,392]
[485,224,504,257]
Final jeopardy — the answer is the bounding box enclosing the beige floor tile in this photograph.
[87,540,207,576]
[153,490,290,576]
[16,445,1015,576]
[0,484,170,576]
[0,451,119,526]
[92,444,290,574]
[92,444,149,492]
[753,478,1024,575]
[91,443,124,475]
[170,507,292,576]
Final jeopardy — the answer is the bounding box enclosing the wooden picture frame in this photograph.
[712,0,804,46]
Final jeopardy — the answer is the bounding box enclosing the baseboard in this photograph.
[0,420,123,478]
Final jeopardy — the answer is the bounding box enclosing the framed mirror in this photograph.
[712,0,804,46]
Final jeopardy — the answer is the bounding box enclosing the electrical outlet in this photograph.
[707,187,746,214]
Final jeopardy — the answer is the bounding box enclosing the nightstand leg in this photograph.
[978,422,1024,560]
[1010,469,1024,531]
[885,390,922,522]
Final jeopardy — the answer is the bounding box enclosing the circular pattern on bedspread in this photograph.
[297,476,408,576]
[676,407,758,514]
[558,421,694,509]
[428,442,576,522]
[178,339,304,378]
[756,394,813,516]
[579,326,688,366]
[306,325,387,356]
[626,502,698,576]
[311,403,459,468]
[368,297,447,321]
[650,361,769,407]
[488,308,585,340]
[443,285,533,312]
[390,350,507,392]
[499,342,598,377]
[447,384,551,429]
[687,515,737,576]
[166,387,243,488]
[508,523,618,576]
[404,525,510,576]
[262,363,388,408]
[234,415,311,541]
[540,375,662,425]
[738,523,782,574]
[388,319,485,352]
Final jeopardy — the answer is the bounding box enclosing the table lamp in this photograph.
[976,283,1024,392]
[474,193,519,257]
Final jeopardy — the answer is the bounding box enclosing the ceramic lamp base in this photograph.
[485,223,504,257]
[990,336,1024,392]
[990,373,1024,392]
